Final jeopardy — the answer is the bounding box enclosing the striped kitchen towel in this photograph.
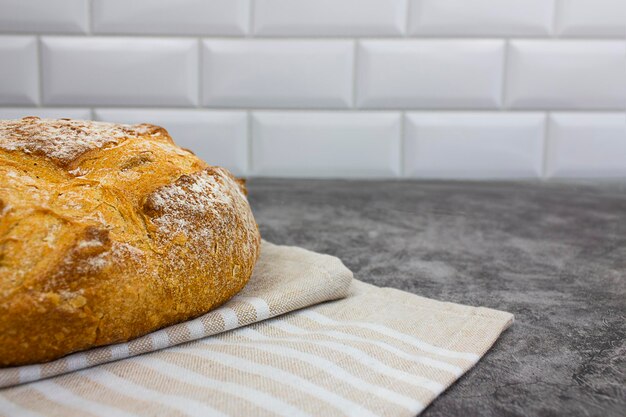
[0,241,513,417]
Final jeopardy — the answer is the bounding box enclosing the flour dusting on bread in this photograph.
[144,166,258,269]
[0,117,157,167]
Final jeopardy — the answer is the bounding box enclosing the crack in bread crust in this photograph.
[0,117,261,366]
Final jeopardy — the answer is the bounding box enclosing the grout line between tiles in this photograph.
[246,110,253,177]
[399,112,405,177]
[551,0,560,38]
[248,0,255,37]
[0,105,623,114]
[86,0,93,35]
[2,32,625,41]
[403,0,412,37]
[351,40,358,108]
[541,112,551,180]
[500,39,510,110]
[197,38,203,108]
[623,36,626,117]
[35,36,43,107]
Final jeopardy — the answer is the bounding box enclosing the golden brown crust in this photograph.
[0,117,261,366]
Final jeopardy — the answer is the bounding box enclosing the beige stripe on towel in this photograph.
[0,241,513,417]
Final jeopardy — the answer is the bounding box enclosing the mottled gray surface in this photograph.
[247,179,626,417]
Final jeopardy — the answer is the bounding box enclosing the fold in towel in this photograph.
[0,241,513,417]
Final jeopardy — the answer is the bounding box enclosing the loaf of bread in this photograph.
[0,117,261,366]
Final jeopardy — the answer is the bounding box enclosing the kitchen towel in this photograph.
[0,241,513,417]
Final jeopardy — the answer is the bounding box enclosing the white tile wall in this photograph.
[357,40,505,109]
[94,109,248,175]
[0,0,87,34]
[0,0,624,179]
[254,0,406,36]
[409,0,554,36]
[557,0,626,37]
[92,0,249,36]
[252,112,401,177]
[0,107,91,119]
[506,40,626,110]
[0,36,38,105]
[41,37,198,106]
[404,113,545,179]
[546,113,626,178]
[202,40,354,108]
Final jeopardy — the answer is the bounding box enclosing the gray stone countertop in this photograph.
[247,179,626,417]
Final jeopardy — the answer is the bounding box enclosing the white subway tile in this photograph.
[94,109,248,176]
[506,41,626,110]
[0,108,91,120]
[404,112,545,179]
[254,0,406,36]
[202,40,353,108]
[557,0,626,37]
[409,0,554,36]
[93,0,249,36]
[0,0,87,33]
[357,40,504,109]
[41,37,198,106]
[252,112,401,178]
[547,113,626,178]
[0,36,38,105]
